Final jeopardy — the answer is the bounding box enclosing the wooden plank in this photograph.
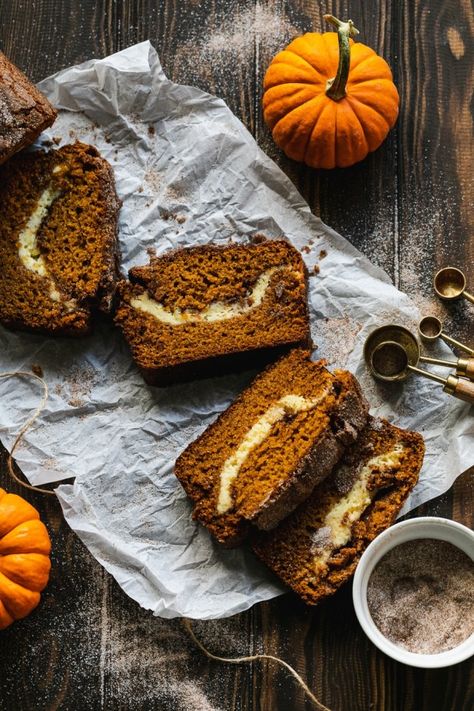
[396,0,474,345]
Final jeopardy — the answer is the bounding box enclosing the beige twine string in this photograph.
[0,371,55,496]
[182,618,332,711]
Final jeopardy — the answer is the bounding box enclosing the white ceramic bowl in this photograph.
[352,516,474,668]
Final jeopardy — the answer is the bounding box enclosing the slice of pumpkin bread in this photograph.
[115,240,310,385]
[0,51,57,165]
[252,418,425,604]
[174,348,369,546]
[0,142,121,335]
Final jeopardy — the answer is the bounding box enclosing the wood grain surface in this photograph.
[0,1,473,710]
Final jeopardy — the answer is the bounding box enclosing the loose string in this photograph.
[182,618,332,711]
[0,371,55,496]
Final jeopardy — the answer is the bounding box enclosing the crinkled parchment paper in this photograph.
[1,43,472,619]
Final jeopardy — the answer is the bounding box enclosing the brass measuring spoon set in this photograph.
[364,267,474,405]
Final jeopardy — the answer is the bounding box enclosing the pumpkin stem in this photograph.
[323,14,359,101]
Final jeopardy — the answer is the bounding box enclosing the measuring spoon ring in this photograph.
[418,316,474,356]
[434,267,474,304]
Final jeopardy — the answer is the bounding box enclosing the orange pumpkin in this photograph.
[263,15,399,169]
[0,487,51,630]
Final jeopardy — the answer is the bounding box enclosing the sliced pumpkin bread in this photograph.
[174,348,369,546]
[115,240,310,385]
[252,417,425,604]
[0,142,121,335]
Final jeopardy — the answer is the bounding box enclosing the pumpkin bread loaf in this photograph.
[0,51,56,165]
[175,349,369,546]
[252,418,425,604]
[115,240,311,386]
[0,142,121,335]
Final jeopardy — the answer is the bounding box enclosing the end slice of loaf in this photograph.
[0,51,57,164]
[252,417,425,604]
[0,142,121,336]
[175,348,369,546]
[115,239,311,385]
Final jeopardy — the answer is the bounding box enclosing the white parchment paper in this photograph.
[1,43,472,619]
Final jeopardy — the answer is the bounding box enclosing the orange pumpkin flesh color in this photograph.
[0,488,51,630]
[263,14,400,169]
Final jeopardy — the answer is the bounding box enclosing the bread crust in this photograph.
[253,373,369,531]
[0,52,56,164]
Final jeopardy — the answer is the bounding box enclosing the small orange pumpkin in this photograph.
[0,487,51,630]
[263,15,399,169]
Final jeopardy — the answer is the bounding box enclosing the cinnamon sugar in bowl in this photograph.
[352,517,474,668]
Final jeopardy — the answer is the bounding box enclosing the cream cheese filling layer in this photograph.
[130,265,299,325]
[311,444,405,569]
[17,177,76,311]
[217,392,329,515]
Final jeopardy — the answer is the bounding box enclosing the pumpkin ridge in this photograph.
[0,569,40,619]
[268,78,323,89]
[0,492,40,539]
[299,96,330,161]
[274,94,330,162]
[0,553,50,591]
[333,102,339,167]
[273,94,327,133]
[347,57,394,87]
[0,574,17,620]
[345,94,390,132]
[349,46,378,70]
[339,101,370,161]
[305,101,337,168]
[0,519,51,556]
[347,78,399,101]
[283,50,329,81]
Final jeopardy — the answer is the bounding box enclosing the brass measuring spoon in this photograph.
[418,316,474,356]
[369,341,474,405]
[434,267,474,304]
[364,324,474,381]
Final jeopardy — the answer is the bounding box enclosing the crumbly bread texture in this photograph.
[175,349,369,546]
[115,240,311,385]
[252,417,425,605]
[0,51,56,164]
[0,142,121,335]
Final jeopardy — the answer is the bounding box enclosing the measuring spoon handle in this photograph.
[444,376,474,405]
[441,333,474,356]
[463,289,474,304]
[457,358,474,382]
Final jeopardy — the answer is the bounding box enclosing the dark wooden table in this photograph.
[0,2,473,710]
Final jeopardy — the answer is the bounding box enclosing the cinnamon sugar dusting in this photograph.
[172,5,299,87]
[368,539,474,654]
[97,602,249,709]
[314,315,362,367]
